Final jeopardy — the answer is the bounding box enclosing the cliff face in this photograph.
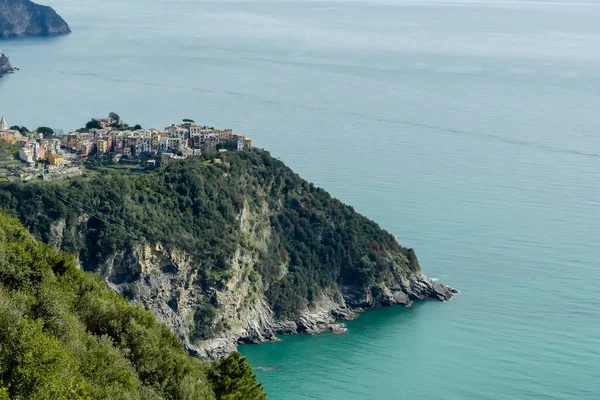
[47,197,456,359]
[0,0,71,38]
[0,151,457,359]
[0,52,14,76]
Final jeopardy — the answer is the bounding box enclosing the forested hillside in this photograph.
[0,150,456,357]
[0,213,265,399]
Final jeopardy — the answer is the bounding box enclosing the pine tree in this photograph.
[208,352,266,400]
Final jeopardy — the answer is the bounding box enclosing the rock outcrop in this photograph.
[52,200,458,360]
[0,0,71,38]
[0,51,14,76]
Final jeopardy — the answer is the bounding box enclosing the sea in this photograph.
[1,0,599,399]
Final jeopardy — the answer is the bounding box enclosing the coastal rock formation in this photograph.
[0,0,70,38]
[0,51,14,76]
[93,231,456,359]
[0,151,458,359]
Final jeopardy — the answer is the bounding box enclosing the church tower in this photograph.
[0,116,7,131]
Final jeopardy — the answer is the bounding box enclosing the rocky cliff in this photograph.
[99,237,456,359]
[0,0,70,38]
[0,51,14,76]
[0,151,457,359]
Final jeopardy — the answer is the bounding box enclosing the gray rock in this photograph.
[0,52,14,77]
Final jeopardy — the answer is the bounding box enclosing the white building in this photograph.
[232,135,246,151]
[19,146,35,164]
[0,116,7,131]
[166,125,188,139]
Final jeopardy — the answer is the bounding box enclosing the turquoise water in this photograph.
[1,0,600,398]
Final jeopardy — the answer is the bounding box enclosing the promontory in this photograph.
[0,116,458,360]
[0,0,70,38]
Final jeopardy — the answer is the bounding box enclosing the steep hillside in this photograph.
[0,0,70,37]
[0,150,456,358]
[0,213,265,399]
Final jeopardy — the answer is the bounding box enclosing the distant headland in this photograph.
[0,0,71,38]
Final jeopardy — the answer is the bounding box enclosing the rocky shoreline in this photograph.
[57,221,459,360]
[0,52,14,77]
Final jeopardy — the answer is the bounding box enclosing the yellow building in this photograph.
[244,137,253,149]
[0,131,18,145]
[97,139,108,154]
[48,153,65,166]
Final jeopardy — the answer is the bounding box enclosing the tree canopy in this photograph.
[9,126,28,134]
[0,150,417,322]
[85,119,102,130]
[208,353,266,400]
[109,112,121,123]
[36,126,54,137]
[0,213,266,399]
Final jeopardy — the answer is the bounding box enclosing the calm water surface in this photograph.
[1,1,599,398]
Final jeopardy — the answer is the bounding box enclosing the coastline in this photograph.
[190,273,458,359]
[95,224,458,361]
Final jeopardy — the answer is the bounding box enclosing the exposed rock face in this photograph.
[50,199,458,360]
[0,0,71,38]
[0,52,14,76]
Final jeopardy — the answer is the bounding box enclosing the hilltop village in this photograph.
[0,114,253,182]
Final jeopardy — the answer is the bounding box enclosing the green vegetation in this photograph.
[0,150,417,322]
[0,143,20,180]
[109,112,121,124]
[35,126,54,137]
[208,353,266,400]
[9,126,28,134]
[0,213,265,399]
[0,143,18,160]
[85,120,102,130]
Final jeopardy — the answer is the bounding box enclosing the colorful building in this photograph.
[97,139,108,154]
[0,131,18,144]
[48,152,65,166]
[66,133,79,150]
[80,143,91,157]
